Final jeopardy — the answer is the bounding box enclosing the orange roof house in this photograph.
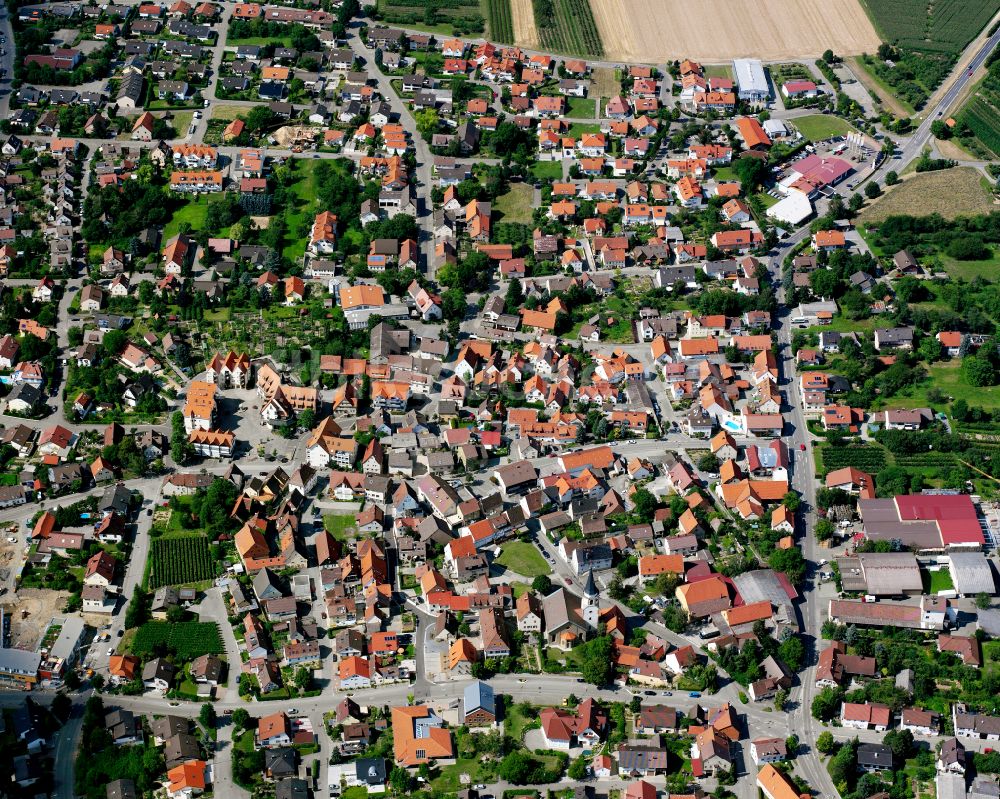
[675,575,730,617]
[167,761,207,795]
[391,706,454,766]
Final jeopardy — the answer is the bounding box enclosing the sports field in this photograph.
[587,0,880,62]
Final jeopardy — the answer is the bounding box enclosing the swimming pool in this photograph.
[722,419,742,433]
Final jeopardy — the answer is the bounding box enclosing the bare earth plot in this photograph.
[860,167,998,223]
[587,0,881,62]
[510,0,539,49]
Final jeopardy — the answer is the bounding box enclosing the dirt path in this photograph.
[587,0,880,62]
[510,0,539,50]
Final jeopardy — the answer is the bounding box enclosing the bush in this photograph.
[947,234,990,260]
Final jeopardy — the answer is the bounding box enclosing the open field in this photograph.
[860,168,998,223]
[495,541,550,577]
[586,0,879,63]
[859,0,1000,53]
[495,182,534,223]
[486,0,514,42]
[510,0,538,47]
[793,114,857,142]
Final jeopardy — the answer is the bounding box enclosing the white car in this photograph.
[107,647,115,656]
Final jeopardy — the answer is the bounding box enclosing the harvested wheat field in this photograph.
[510,0,538,49]
[588,0,880,62]
[861,168,998,223]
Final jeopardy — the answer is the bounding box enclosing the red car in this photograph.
[800,443,806,451]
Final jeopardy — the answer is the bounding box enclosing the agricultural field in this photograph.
[509,0,538,47]
[533,0,604,57]
[586,0,878,63]
[956,61,1000,158]
[486,0,514,43]
[861,168,997,223]
[131,621,224,661]
[859,0,1000,53]
[376,0,485,36]
[819,444,890,476]
[149,534,215,589]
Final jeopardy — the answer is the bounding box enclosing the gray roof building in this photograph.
[949,552,996,597]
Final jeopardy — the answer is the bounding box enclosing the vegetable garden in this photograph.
[149,534,215,589]
[533,0,603,57]
[131,621,224,660]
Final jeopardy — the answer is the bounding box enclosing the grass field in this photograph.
[900,360,1000,409]
[566,96,596,118]
[377,0,485,36]
[162,197,233,241]
[858,0,1000,53]
[535,0,604,57]
[532,160,564,181]
[495,541,550,577]
[209,104,248,121]
[324,513,356,540]
[704,64,733,79]
[495,182,534,223]
[925,568,955,593]
[860,168,997,224]
[486,0,514,42]
[793,114,856,142]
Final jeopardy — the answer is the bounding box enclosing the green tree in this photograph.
[778,635,805,671]
[199,703,216,729]
[816,730,835,754]
[978,592,992,610]
[782,491,801,513]
[812,686,843,721]
[631,488,658,523]
[734,156,770,190]
[815,519,835,542]
[885,170,899,185]
[231,708,250,730]
[697,453,720,472]
[865,181,882,199]
[568,756,589,780]
[531,575,552,594]
[579,635,615,686]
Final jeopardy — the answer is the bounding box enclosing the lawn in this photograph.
[860,167,997,224]
[494,182,534,224]
[495,541,550,577]
[280,158,326,262]
[323,513,356,540]
[940,250,1000,281]
[904,360,1000,410]
[505,701,539,742]
[208,104,248,121]
[510,581,531,599]
[566,96,596,118]
[532,160,563,181]
[162,196,233,241]
[704,64,733,79]
[431,758,497,793]
[925,568,955,594]
[567,122,601,137]
[225,34,295,46]
[793,114,856,142]
[712,165,737,183]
